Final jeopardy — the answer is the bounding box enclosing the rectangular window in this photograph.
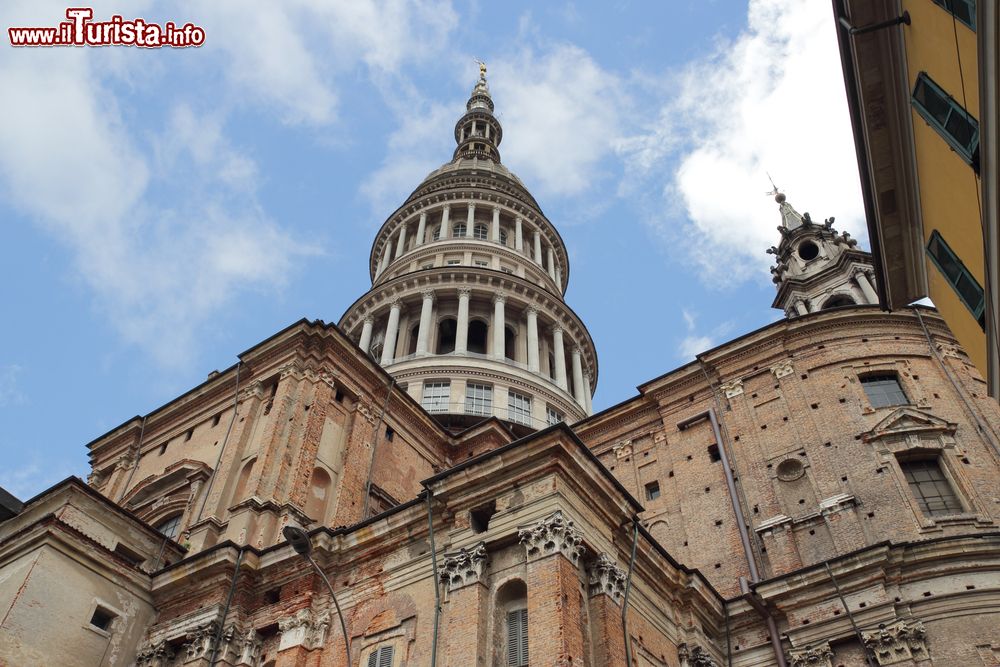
[89,606,116,632]
[912,72,979,165]
[927,230,986,326]
[645,481,661,501]
[931,0,976,30]
[465,383,493,416]
[506,608,529,667]
[367,646,394,667]
[900,458,963,516]
[422,382,450,413]
[446,258,461,266]
[508,391,532,426]
[474,259,490,267]
[546,406,564,426]
[861,374,909,408]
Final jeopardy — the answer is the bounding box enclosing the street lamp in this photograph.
[281,526,352,665]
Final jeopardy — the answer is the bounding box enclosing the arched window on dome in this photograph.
[822,294,856,310]
[504,326,517,361]
[437,318,457,354]
[407,323,419,356]
[499,229,508,245]
[474,224,489,240]
[431,225,441,241]
[452,222,467,238]
[468,320,488,355]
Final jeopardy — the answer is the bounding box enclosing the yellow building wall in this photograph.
[901,0,986,374]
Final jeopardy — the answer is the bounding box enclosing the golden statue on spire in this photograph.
[476,59,487,79]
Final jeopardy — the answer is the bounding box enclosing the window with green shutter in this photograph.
[506,608,528,666]
[911,72,979,167]
[926,230,986,327]
[366,646,393,667]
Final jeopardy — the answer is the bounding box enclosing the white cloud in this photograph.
[189,0,459,126]
[0,42,315,367]
[360,101,458,216]
[623,0,865,285]
[677,308,715,358]
[490,43,625,198]
[0,0,460,368]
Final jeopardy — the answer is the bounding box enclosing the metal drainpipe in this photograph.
[677,406,788,667]
[621,518,639,667]
[208,546,246,665]
[423,486,442,667]
[195,362,242,525]
[824,562,876,667]
[362,376,396,519]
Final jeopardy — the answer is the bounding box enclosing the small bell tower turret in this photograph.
[768,191,880,317]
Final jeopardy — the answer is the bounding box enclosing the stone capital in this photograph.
[721,378,744,398]
[421,289,436,302]
[788,642,834,667]
[678,643,719,667]
[862,619,928,665]
[135,640,175,667]
[389,298,403,310]
[493,292,506,305]
[551,324,564,335]
[771,359,794,379]
[525,304,538,316]
[588,553,627,603]
[181,620,219,661]
[278,608,330,651]
[363,315,375,325]
[517,510,585,565]
[457,287,472,298]
[440,541,488,591]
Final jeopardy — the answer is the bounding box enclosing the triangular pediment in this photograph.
[862,407,956,442]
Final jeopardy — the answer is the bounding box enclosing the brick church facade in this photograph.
[2,69,1000,667]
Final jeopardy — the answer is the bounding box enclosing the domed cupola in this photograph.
[453,62,503,163]
[339,66,597,435]
[768,191,881,317]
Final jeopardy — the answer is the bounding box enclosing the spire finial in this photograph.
[766,172,786,203]
[478,59,487,78]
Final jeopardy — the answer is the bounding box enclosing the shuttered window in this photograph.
[366,646,394,667]
[506,608,528,666]
[912,72,979,166]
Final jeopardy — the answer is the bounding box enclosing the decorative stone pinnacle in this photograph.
[517,510,585,565]
[588,553,627,603]
[439,541,488,590]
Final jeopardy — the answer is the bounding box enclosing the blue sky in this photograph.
[0,0,865,499]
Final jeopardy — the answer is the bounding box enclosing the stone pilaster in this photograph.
[588,553,627,667]
[441,542,489,666]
